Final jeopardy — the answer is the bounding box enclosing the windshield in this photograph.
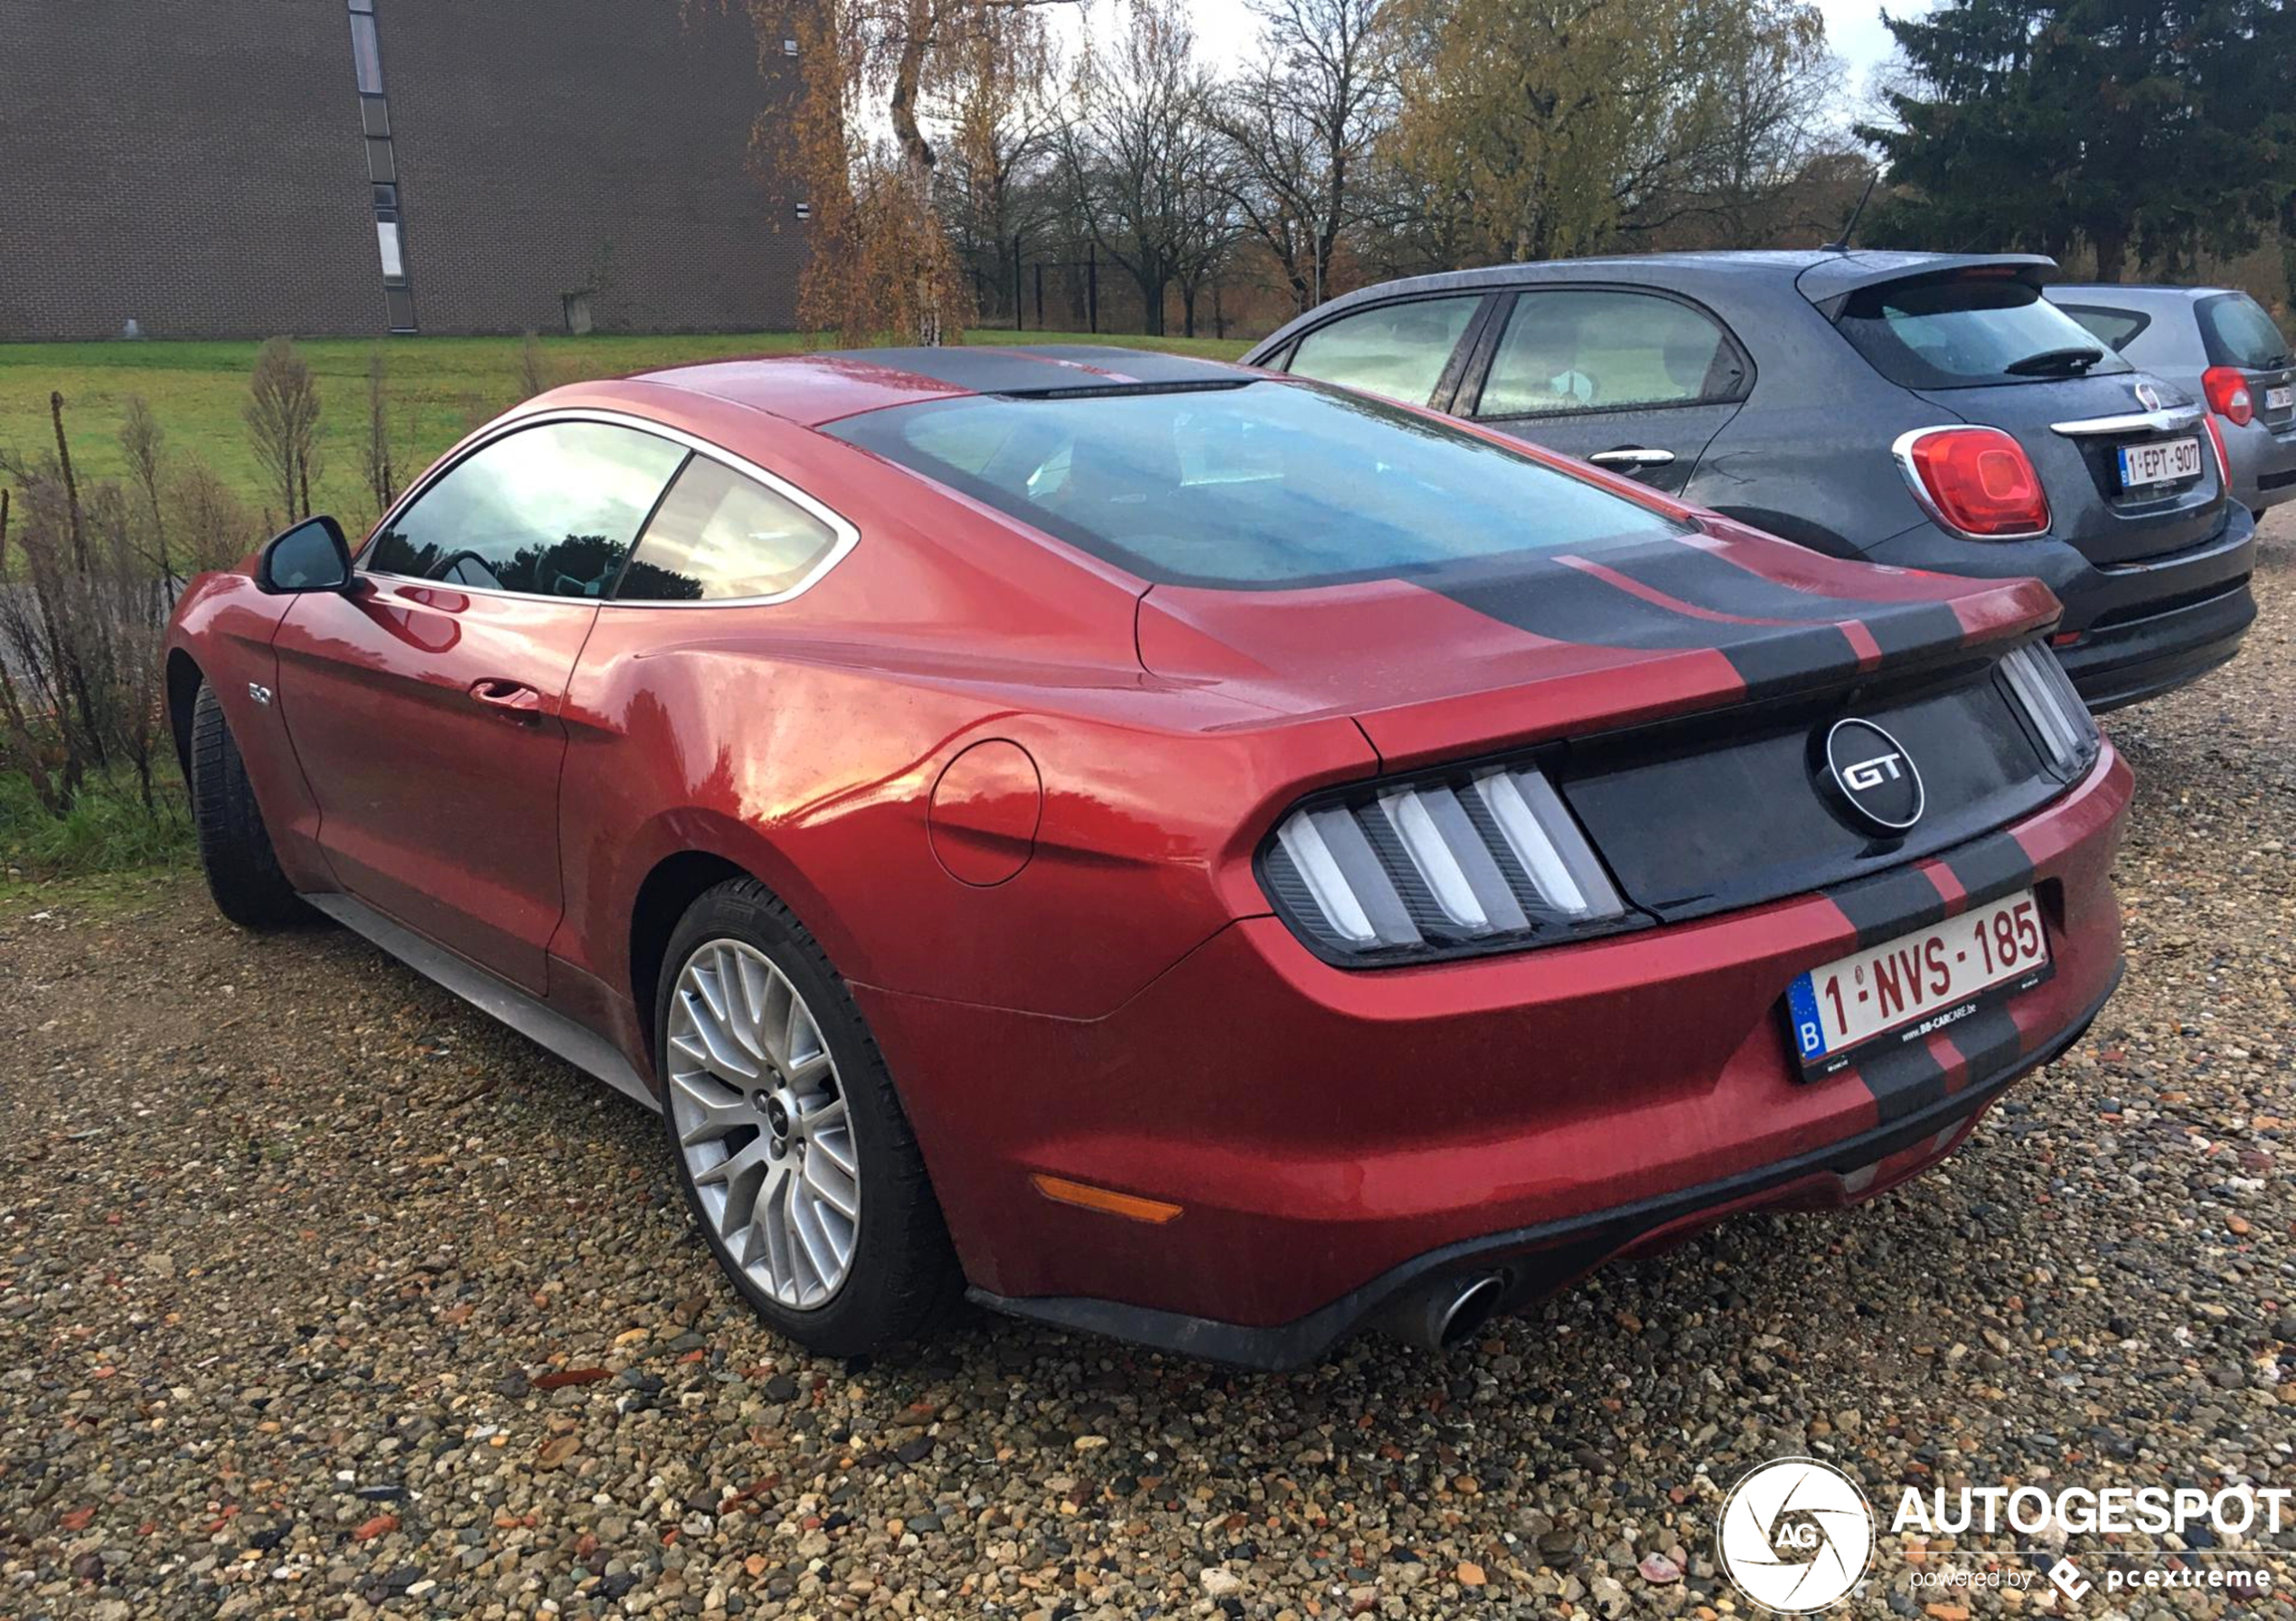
[1838,274,2133,389]
[2198,293,2294,370]
[824,380,1689,589]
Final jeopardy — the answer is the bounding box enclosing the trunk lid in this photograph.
[1136,525,2059,768]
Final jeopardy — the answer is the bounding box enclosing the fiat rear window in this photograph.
[1837,273,2133,389]
[824,379,1687,589]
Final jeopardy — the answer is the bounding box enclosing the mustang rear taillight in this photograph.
[1998,643,2098,776]
[1895,426,2051,538]
[2202,365,2254,428]
[1261,764,1639,965]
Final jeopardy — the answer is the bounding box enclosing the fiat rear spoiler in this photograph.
[1795,253,2059,321]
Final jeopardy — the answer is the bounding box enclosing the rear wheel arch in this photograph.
[628,850,753,1072]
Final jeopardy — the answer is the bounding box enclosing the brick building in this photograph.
[0,0,807,339]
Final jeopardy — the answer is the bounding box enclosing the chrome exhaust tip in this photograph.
[1376,1272,1507,1352]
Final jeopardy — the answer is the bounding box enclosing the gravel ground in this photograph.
[5,515,2294,1621]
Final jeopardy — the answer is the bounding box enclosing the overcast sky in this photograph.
[1162,0,1919,118]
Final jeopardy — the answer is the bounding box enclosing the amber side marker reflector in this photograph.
[1030,1173,1181,1224]
[2050,631,2081,647]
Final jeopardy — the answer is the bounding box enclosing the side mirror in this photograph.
[257,516,354,594]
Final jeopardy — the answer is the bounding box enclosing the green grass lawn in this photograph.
[0,328,1252,522]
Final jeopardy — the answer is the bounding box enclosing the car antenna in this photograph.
[1821,168,1880,253]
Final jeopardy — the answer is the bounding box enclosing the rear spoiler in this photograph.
[1796,253,2059,321]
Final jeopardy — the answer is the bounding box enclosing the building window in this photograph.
[348,12,384,93]
[376,219,407,282]
[346,0,413,329]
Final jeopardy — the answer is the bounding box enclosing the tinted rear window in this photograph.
[1837,275,2132,389]
[824,380,1688,589]
[2198,293,2293,369]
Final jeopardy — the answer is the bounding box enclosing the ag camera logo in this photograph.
[1717,1457,1876,1613]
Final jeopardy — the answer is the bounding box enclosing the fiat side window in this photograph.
[1284,295,1482,404]
[1477,290,1739,418]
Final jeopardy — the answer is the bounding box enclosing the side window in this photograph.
[616,455,842,602]
[1477,290,1739,419]
[367,421,686,596]
[1284,295,1482,404]
[2056,304,2150,353]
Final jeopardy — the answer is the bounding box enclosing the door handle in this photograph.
[467,677,543,718]
[1589,447,1676,468]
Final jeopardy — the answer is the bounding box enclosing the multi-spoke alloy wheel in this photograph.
[654,878,961,1355]
[666,939,862,1308]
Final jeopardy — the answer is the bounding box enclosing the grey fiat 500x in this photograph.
[1247,251,2257,711]
[2047,282,2296,519]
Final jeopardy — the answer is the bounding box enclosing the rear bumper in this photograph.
[1863,504,2256,711]
[861,748,2131,1365]
[2053,575,2255,711]
[2226,416,2296,514]
[971,966,2121,1369]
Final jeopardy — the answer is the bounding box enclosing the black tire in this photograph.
[188,682,302,928]
[655,878,962,1356]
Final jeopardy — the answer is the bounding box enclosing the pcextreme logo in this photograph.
[1715,1457,1877,1613]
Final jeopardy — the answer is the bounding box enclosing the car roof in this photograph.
[627,344,1257,429]
[1248,250,2058,352]
[2047,283,2234,307]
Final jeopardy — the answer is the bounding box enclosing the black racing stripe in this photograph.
[1831,866,1951,949]
[1434,551,1867,705]
[1433,555,1752,653]
[814,344,1240,394]
[1858,1035,1953,1125]
[1722,626,1863,701]
[1597,548,1968,661]
[1862,601,1970,656]
[1603,546,1944,624]
[1945,1004,2024,1084]
[1941,832,2037,906]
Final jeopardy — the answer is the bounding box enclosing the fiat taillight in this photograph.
[1894,427,2052,539]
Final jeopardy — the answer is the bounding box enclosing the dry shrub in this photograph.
[0,396,261,823]
[246,336,324,523]
[518,331,555,400]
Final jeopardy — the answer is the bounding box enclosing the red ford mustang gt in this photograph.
[165,345,2128,1367]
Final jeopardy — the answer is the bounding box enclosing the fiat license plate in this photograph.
[2117,437,2203,488]
[1785,890,2052,1078]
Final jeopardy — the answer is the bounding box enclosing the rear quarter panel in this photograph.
[544,421,1376,1076]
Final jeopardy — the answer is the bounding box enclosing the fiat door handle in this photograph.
[1589,447,1676,468]
[467,677,543,719]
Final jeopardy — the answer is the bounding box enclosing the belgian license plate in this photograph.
[2117,437,2203,488]
[1785,890,2052,1079]
[2268,385,2293,411]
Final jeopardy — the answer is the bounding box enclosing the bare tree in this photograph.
[937,4,1069,321]
[1059,0,1225,335]
[245,337,324,523]
[119,395,179,590]
[1212,0,1397,314]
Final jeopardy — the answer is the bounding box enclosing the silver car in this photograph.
[2047,283,2296,516]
